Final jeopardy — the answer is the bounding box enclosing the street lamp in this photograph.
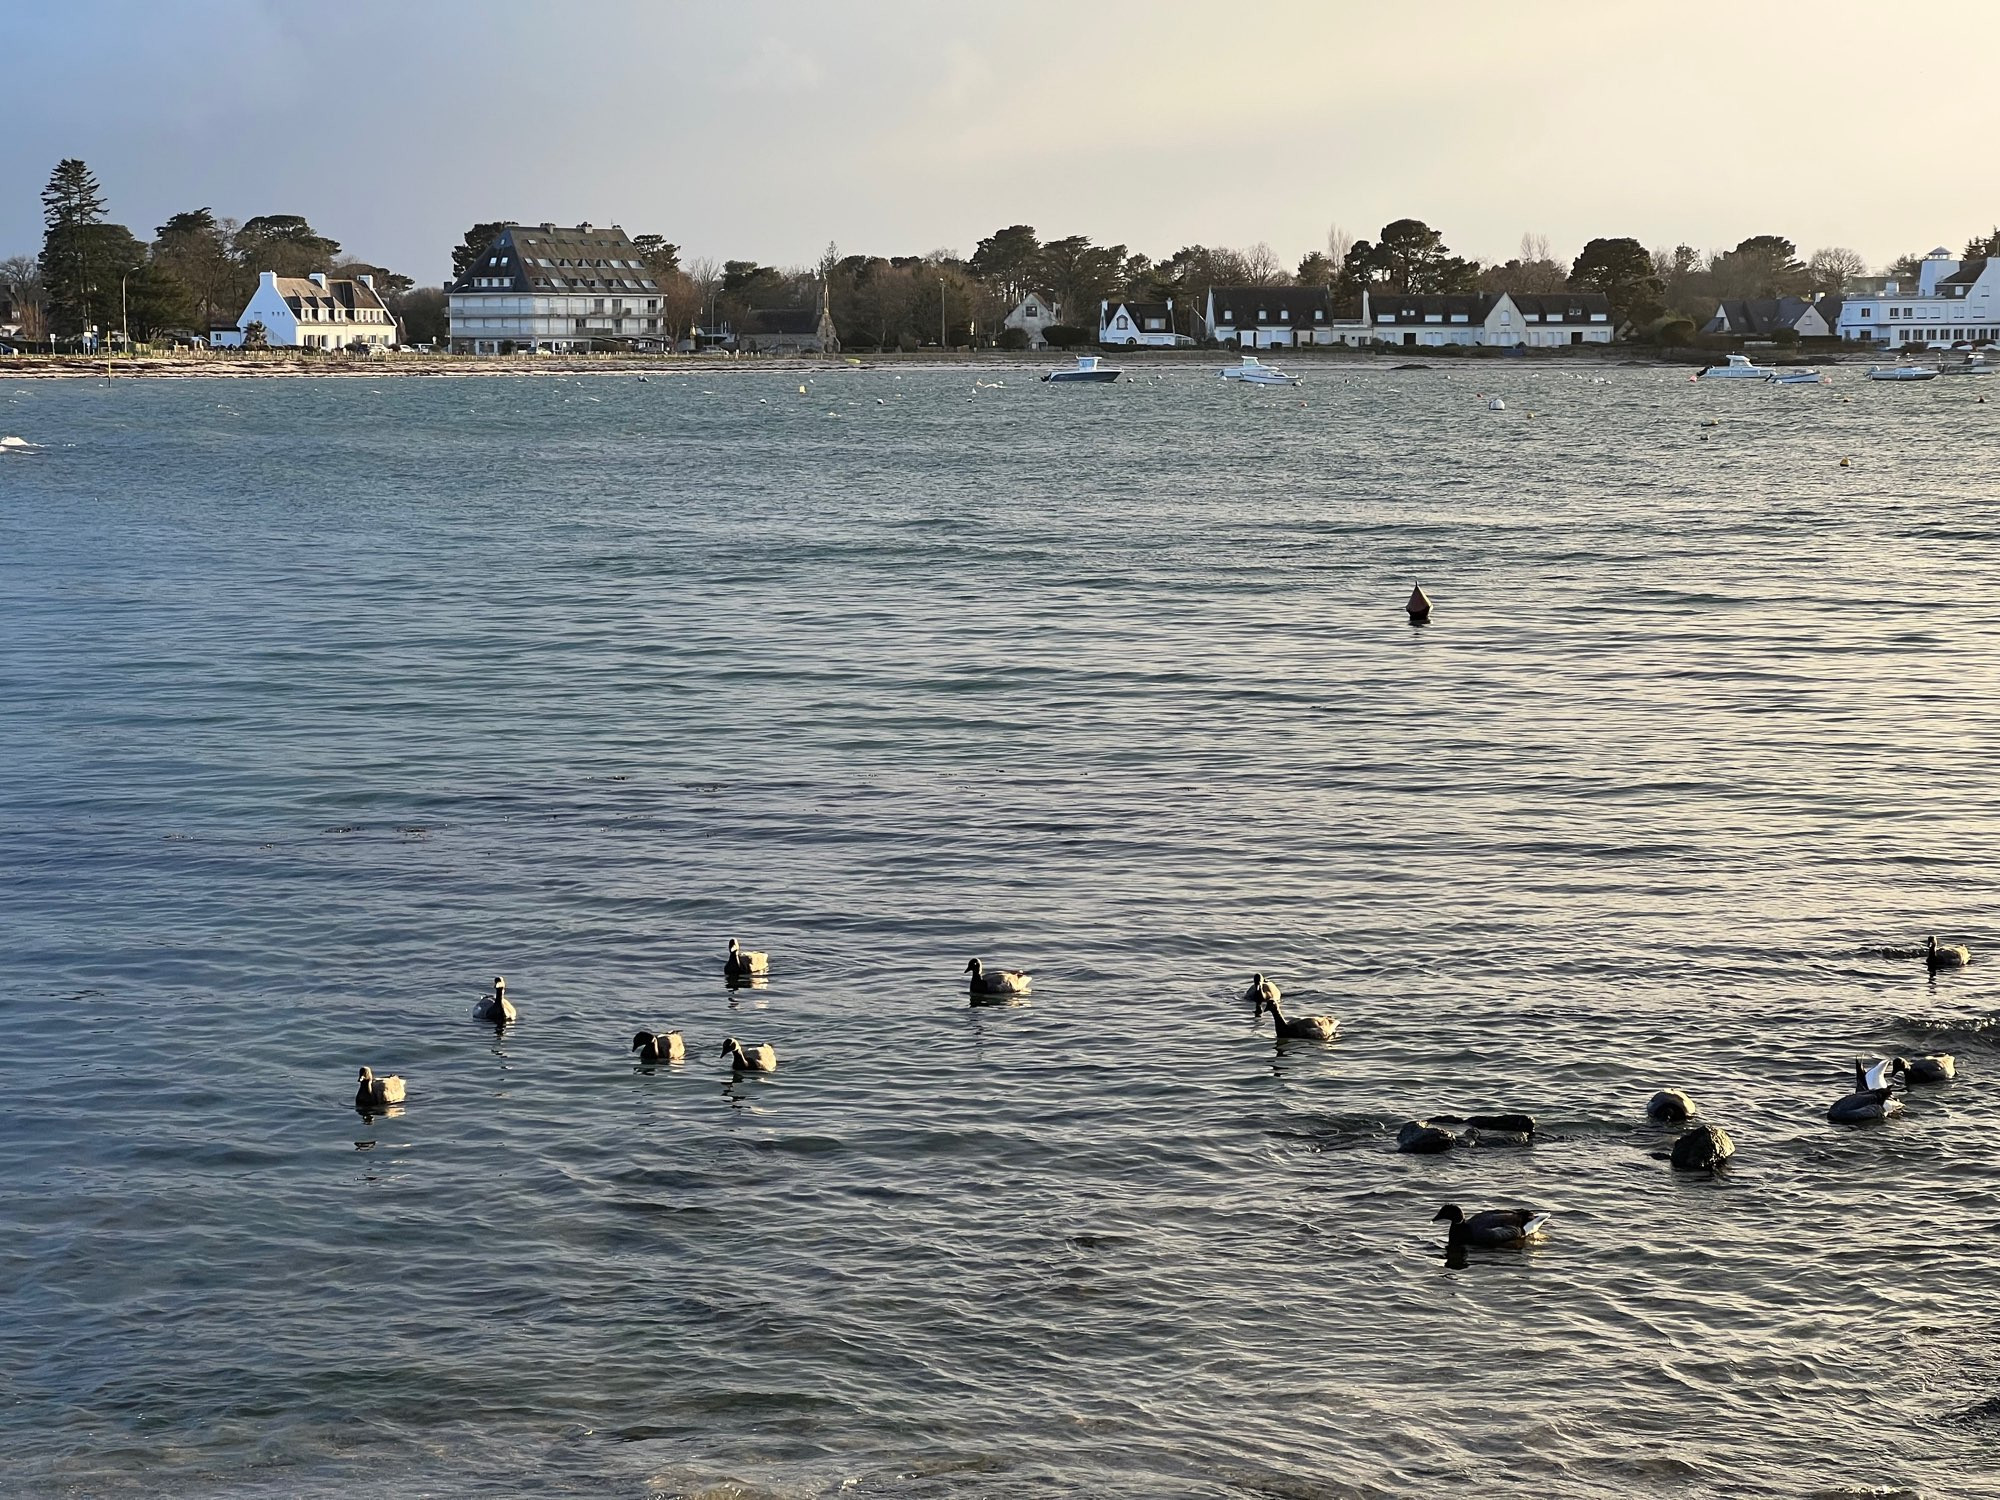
[940,276,946,350]
[120,272,129,353]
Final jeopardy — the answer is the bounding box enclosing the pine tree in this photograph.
[39,158,107,336]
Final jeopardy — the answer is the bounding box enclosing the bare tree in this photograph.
[1519,231,1552,265]
[685,257,722,333]
[0,253,46,337]
[1241,241,1284,285]
[1805,246,1866,298]
[1326,223,1354,272]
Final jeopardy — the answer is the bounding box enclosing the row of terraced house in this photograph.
[1085,287,1616,350]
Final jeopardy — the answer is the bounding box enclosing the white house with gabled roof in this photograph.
[210,270,398,349]
[1002,292,1061,348]
[1834,247,2000,347]
[1099,298,1181,345]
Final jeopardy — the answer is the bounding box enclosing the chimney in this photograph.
[309,272,328,288]
[258,270,277,289]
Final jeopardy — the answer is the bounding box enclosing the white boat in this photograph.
[1866,364,1939,382]
[1042,354,1119,384]
[1220,354,1300,386]
[1765,370,1826,385]
[1698,354,1777,379]
[1939,356,1995,376]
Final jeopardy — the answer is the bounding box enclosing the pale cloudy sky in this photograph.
[6,0,1994,283]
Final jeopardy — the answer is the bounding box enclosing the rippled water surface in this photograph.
[4,365,1999,1498]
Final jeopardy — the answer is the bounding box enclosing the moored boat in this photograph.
[1765,370,1827,385]
[1866,364,1939,381]
[1698,354,1777,379]
[1220,354,1300,386]
[1042,354,1120,384]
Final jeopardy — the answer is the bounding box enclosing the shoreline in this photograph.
[0,345,1868,380]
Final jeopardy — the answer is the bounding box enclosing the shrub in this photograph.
[1041,324,1088,349]
[995,326,1031,351]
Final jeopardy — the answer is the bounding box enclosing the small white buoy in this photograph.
[1407,584,1432,623]
[1487,396,1505,411]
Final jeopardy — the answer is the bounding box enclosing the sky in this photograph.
[6,0,1996,285]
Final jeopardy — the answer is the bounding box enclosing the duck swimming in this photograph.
[1242,972,1281,1006]
[1827,1075,1902,1124]
[1926,935,1972,971]
[355,1066,405,1109]
[1893,1054,1955,1085]
[966,958,1032,999]
[1433,1204,1549,1248]
[1254,994,1338,1041]
[473,976,516,1025]
[631,1030,685,1064]
[720,1037,777,1072]
[725,939,769,983]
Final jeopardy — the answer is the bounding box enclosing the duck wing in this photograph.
[1464,1208,1543,1241]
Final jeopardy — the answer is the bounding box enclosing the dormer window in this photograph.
[1279,309,1291,322]
[1314,309,1324,320]
[1222,310,1234,323]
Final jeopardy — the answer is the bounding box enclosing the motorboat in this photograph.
[1765,370,1826,385]
[1697,354,1777,379]
[1939,355,1995,376]
[1866,364,1939,381]
[1220,354,1301,386]
[1042,354,1120,384]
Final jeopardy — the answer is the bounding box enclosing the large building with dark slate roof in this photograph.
[448,223,667,353]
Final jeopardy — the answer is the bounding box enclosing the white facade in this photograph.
[1003,293,1061,349]
[1369,293,1613,348]
[1099,300,1181,346]
[449,223,666,353]
[210,271,398,350]
[1203,287,1360,347]
[1835,248,2000,347]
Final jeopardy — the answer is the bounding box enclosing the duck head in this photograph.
[631,1031,654,1053]
[728,939,741,956]
[1432,1204,1464,1226]
[719,1037,742,1060]
[357,1066,374,1085]
[965,959,983,977]
[493,976,506,994]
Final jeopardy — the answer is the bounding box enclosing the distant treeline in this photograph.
[10,158,1999,348]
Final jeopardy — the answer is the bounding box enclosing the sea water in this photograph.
[2,365,1997,1498]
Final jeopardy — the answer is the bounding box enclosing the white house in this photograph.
[449,222,665,353]
[1835,247,2000,347]
[1099,299,1180,346]
[1702,296,1837,339]
[1368,292,1612,348]
[1003,292,1061,348]
[1203,285,1356,347]
[210,270,398,350]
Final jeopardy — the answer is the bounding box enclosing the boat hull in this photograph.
[1044,370,1120,383]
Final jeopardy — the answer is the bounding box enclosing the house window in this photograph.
[1025,304,1038,317]
[1314,310,1324,320]
[1222,311,1234,323]
[1116,315,1129,328]
[1257,309,1267,320]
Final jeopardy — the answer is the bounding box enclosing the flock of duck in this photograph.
[354,934,1972,1257]
[1245,934,1969,1252]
